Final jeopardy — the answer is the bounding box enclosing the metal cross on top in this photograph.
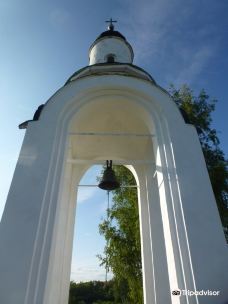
[105,18,117,30]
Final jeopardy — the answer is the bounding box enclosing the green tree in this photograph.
[98,166,143,304]
[169,84,228,241]
[68,280,116,304]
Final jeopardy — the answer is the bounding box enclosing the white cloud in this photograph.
[70,263,113,282]
[116,0,219,85]
[174,45,217,86]
[93,199,109,218]
[118,0,181,61]
[77,187,98,204]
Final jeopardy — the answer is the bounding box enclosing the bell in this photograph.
[98,160,120,191]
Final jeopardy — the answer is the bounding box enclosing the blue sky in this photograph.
[0,0,227,282]
[72,165,114,282]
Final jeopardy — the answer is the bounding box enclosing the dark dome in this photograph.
[96,29,126,41]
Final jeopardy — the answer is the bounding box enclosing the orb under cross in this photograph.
[105,18,117,31]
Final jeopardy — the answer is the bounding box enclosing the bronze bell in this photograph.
[98,160,120,191]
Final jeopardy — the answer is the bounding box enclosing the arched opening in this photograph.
[106,54,115,63]
[43,87,173,304]
[68,164,143,303]
[54,96,158,304]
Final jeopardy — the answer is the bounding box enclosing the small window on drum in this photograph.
[106,54,115,63]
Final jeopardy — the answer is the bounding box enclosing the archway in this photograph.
[47,93,167,304]
[69,164,143,302]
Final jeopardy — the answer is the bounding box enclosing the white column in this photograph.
[0,121,63,304]
[136,164,171,304]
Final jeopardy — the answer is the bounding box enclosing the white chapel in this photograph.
[0,21,228,304]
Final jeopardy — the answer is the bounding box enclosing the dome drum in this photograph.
[89,33,134,65]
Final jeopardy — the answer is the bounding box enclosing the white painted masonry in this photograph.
[89,36,133,64]
[0,29,227,304]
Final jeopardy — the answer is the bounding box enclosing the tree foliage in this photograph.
[68,280,116,304]
[169,85,228,240]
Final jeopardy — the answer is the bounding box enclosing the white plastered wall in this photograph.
[0,75,227,304]
[89,37,133,64]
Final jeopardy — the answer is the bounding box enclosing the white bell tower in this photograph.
[0,21,228,304]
